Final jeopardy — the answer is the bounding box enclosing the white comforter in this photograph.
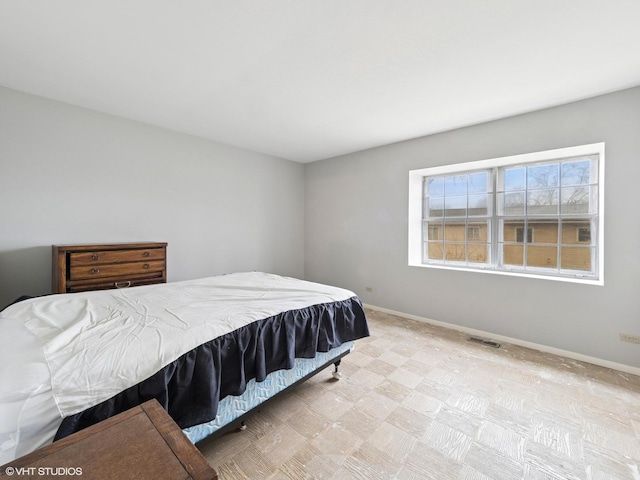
[0,272,354,463]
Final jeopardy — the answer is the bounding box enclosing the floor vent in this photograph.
[467,336,501,348]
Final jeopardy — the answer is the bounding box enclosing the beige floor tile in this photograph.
[388,367,424,389]
[583,421,640,461]
[368,421,417,463]
[308,389,355,421]
[335,408,381,440]
[279,444,340,480]
[374,378,413,403]
[458,464,495,480]
[230,444,278,479]
[365,358,398,377]
[476,421,527,463]
[338,441,402,480]
[583,440,640,480]
[401,390,443,418]
[422,420,473,462]
[310,422,362,458]
[287,406,331,440]
[377,349,409,367]
[435,404,483,439]
[524,440,587,480]
[483,403,531,437]
[465,442,525,480]
[399,440,464,479]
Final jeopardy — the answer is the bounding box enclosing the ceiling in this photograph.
[1,1,639,163]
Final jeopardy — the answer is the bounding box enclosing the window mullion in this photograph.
[491,167,499,269]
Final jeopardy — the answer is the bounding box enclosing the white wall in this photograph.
[305,86,640,369]
[0,87,305,308]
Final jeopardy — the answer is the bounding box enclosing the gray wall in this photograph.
[305,86,640,368]
[0,87,305,308]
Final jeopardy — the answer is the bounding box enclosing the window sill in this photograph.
[408,261,603,286]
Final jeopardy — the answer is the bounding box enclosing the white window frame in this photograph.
[408,143,605,285]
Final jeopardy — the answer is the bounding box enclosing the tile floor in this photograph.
[197,308,640,479]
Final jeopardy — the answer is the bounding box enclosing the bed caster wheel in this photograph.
[239,421,247,431]
[332,359,342,380]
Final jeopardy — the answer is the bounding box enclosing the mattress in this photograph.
[0,272,369,464]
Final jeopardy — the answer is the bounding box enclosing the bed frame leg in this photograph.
[331,359,343,380]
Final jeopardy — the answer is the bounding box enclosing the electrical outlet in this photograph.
[619,333,640,344]
[365,286,373,292]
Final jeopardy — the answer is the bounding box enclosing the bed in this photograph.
[0,272,369,464]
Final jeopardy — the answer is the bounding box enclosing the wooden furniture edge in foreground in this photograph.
[0,399,217,479]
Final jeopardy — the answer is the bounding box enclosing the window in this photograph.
[515,227,534,244]
[578,227,591,243]
[408,143,604,284]
[468,226,481,241]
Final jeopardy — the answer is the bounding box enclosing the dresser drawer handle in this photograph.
[90,268,100,274]
[142,263,150,269]
[143,251,151,257]
[115,281,132,288]
[91,254,99,261]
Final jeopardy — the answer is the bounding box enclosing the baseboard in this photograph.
[363,303,640,377]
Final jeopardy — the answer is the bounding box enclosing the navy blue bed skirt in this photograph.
[55,296,369,440]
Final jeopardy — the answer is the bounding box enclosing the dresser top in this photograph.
[53,242,167,251]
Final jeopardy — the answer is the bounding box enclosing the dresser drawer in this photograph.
[66,275,165,292]
[69,260,166,281]
[70,248,165,266]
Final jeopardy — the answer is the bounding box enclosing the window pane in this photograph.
[561,246,592,271]
[561,186,590,214]
[425,221,442,241]
[527,188,558,215]
[427,177,444,196]
[444,221,466,241]
[561,219,592,245]
[516,227,532,243]
[467,244,489,264]
[444,243,466,262]
[502,244,524,266]
[526,245,558,268]
[426,242,444,261]
[468,172,489,193]
[502,167,526,191]
[561,185,598,215]
[444,196,466,217]
[498,192,525,215]
[467,222,489,242]
[561,160,591,186]
[528,164,559,188]
[428,197,444,217]
[529,219,558,244]
[445,175,467,195]
[468,194,489,216]
[578,228,591,243]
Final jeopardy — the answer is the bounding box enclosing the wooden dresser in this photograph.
[52,242,167,293]
[0,399,217,480]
